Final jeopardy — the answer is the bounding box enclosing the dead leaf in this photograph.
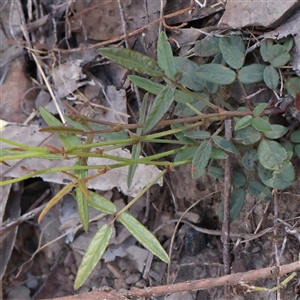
[220,0,299,29]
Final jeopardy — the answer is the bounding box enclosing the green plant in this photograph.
[0,31,298,289]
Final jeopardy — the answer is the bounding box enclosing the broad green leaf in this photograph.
[232,170,246,187]
[219,35,245,69]
[184,130,210,140]
[74,224,112,290]
[264,124,288,139]
[229,189,246,222]
[38,182,75,223]
[99,48,164,77]
[269,50,290,68]
[208,166,224,179]
[235,115,253,130]
[192,141,212,178]
[290,130,300,143]
[206,80,219,94]
[174,146,197,162]
[248,180,273,201]
[282,142,293,160]
[281,36,294,52]
[118,212,170,263]
[260,39,274,62]
[295,144,300,159]
[88,192,117,214]
[234,125,261,145]
[258,139,287,170]
[174,57,206,91]
[238,64,265,84]
[210,147,228,159]
[219,189,246,222]
[258,160,294,189]
[263,65,279,90]
[127,93,148,187]
[174,94,208,117]
[253,103,268,117]
[286,77,300,97]
[242,149,257,170]
[171,123,194,144]
[251,117,272,132]
[196,64,236,85]
[194,37,220,57]
[157,32,176,79]
[212,135,239,153]
[39,108,82,148]
[144,85,175,132]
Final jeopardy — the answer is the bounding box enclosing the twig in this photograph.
[49,260,300,300]
[52,4,193,53]
[273,188,281,300]
[222,118,233,299]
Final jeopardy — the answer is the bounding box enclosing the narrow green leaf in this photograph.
[219,35,245,69]
[235,115,253,130]
[194,37,220,57]
[88,191,117,214]
[192,141,212,178]
[39,108,82,148]
[258,139,287,170]
[127,93,148,187]
[260,39,274,62]
[253,103,268,117]
[251,117,272,132]
[263,65,279,90]
[174,146,197,162]
[242,149,257,170]
[212,135,239,153]
[290,129,300,143]
[184,130,210,140]
[129,75,163,95]
[74,186,89,232]
[258,160,294,189]
[196,64,236,85]
[38,182,75,223]
[144,85,175,132]
[99,48,164,77]
[174,57,206,91]
[118,212,170,263]
[157,32,176,79]
[129,75,192,103]
[74,224,112,290]
[238,64,265,84]
[286,77,300,97]
[248,180,273,201]
[264,124,288,139]
[232,170,246,187]
[234,125,261,145]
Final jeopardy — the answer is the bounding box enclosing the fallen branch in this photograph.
[50,260,300,300]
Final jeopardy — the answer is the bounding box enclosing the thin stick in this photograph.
[222,118,233,299]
